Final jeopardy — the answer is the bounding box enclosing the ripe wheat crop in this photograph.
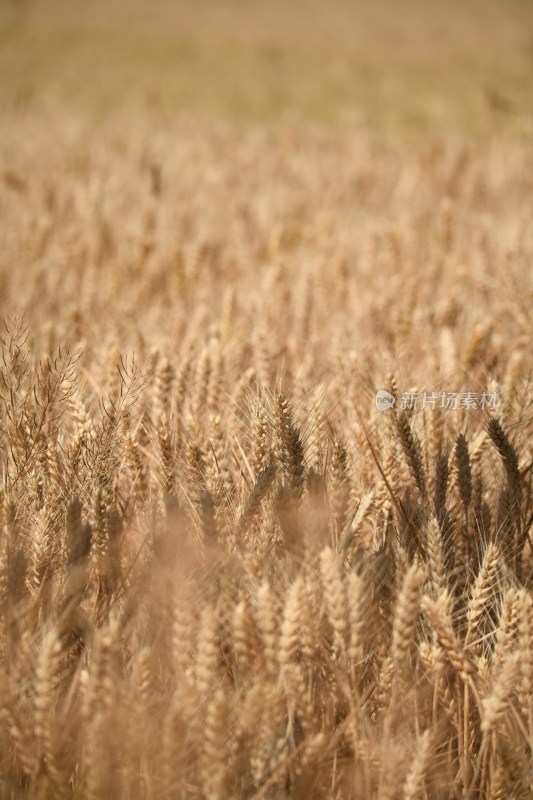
[1,2,533,796]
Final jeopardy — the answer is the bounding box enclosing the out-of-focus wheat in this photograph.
[0,107,531,799]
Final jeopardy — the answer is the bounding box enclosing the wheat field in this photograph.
[1,1,533,798]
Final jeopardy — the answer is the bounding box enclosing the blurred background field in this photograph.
[1,0,533,132]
